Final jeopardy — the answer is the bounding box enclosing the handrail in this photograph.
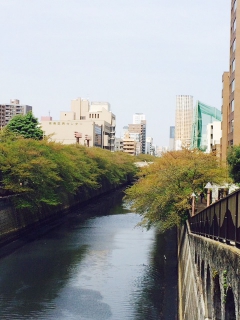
[189,187,240,246]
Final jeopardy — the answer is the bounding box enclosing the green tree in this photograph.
[0,134,137,211]
[125,149,227,231]
[227,145,240,183]
[6,112,43,140]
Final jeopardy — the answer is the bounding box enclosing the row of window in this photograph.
[49,122,79,125]
[89,114,99,119]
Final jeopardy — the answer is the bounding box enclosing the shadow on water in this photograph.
[133,229,178,320]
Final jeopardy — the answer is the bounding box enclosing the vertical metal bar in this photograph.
[235,193,238,245]
[225,197,228,242]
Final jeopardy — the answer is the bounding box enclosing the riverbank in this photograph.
[0,181,132,257]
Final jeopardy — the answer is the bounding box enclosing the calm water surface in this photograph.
[0,191,177,320]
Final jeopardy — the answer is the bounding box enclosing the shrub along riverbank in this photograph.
[0,134,138,213]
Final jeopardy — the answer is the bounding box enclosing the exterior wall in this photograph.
[41,98,115,150]
[41,120,97,145]
[169,126,175,151]
[175,95,193,149]
[114,138,123,151]
[90,102,110,112]
[128,121,146,154]
[206,121,222,154]
[0,100,32,127]
[179,221,240,319]
[146,136,153,154]
[222,1,239,154]
[231,0,240,146]
[123,132,136,155]
[133,113,145,124]
[221,72,230,163]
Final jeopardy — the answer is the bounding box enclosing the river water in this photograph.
[0,190,177,320]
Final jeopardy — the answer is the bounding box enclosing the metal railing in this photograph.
[189,188,240,246]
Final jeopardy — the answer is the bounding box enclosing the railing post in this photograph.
[235,193,238,246]
[218,201,221,241]
[225,197,228,243]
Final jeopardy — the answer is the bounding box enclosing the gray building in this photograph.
[0,99,32,128]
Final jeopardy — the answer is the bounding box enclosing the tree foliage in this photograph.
[6,112,44,140]
[0,134,137,211]
[125,149,227,231]
[227,145,240,183]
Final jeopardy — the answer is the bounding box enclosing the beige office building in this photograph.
[0,99,32,127]
[41,98,116,150]
[122,132,136,155]
[221,1,238,162]
[128,121,146,154]
[175,95,193,150]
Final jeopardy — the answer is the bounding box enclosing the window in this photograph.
[231,79,235,92]
[233,19,237,32]
[231,99,235,112]
[232,59,236,72]
[89,114,91,118]
[232,38,236,52]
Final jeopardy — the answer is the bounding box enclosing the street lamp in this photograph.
[191,193,196,216]
[204,182,212,206]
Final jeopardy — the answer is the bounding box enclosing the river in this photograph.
[0,190,177,320]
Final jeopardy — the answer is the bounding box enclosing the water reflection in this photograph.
[0,189,177,319]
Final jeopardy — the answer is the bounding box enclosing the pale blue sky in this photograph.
[0,0,230,146]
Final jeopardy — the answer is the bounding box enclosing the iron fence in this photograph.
[189,188,240,246]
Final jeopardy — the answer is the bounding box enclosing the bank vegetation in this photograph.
[125,149,229,231]
[0,131,138,212]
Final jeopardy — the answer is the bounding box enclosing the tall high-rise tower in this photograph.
[221,1,238,162]
[175,95,193,150]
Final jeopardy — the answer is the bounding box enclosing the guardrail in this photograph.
[189,188,240,246]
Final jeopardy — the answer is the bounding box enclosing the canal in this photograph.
[0,190,177,320]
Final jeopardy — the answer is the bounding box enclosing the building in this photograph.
[169,126,175,151]
[146,137,153,155]
[122,132,136,155]
[133,113,146,125]
[175,95,193,150]
[114,138,123,152]
[128,121,146,154]
[206,121,222,155]
[0,99,32,128]
[191,101,221,151]
[41,98,116,150]
[221,1,237,162]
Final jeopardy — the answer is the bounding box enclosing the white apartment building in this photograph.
[133,113,146,124]
[41,98,116,150]
[175,95,193,150]
[0,99,32,127]
[206,121,222,155]
[146,137,153,155]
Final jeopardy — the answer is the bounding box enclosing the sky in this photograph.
[0,0,230,146]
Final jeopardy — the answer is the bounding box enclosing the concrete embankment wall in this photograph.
[0,178,130,248]
[178,223,205,320]
[178,222,240,319]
